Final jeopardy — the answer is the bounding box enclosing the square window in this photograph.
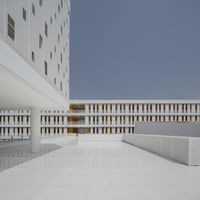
[58,5,61,13]
[31,51,35,62]
[58,34,60,42]
[22,8,26,21]
[60,81,62,91]
[7,14,15,40]
[45,22,48,37]
[60,54,63,63]
[58,64,60,73]
[39,0,43,7]
[44,61,48,75]
[32,4,35,15]
[39,34,43,48]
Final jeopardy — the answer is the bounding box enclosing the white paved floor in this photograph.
[0,135,200,200]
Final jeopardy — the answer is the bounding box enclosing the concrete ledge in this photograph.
[123,134,200,166]
[77,134,123,141]
[135,122,200,137]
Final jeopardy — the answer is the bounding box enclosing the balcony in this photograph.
[68,110,86,113]
[67,121,85,125]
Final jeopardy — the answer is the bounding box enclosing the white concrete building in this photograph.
[0,1,200,144]
[0,0,70,99]
[67,100,200,134]
[0,0,71,151]
[1,100,200,140]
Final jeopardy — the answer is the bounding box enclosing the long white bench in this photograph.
[123,134,200,166]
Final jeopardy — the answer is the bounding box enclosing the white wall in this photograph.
[135,122,200,137]
[0,0,5,36]
[123,133,200,166]
[0,0,70,99]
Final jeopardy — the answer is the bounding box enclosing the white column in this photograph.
[107,104,111,113]
[178,104,182,114]
[31,107,41,153]
[59,116,62,125]
[107,115,110,125]
[99,127,102,134]
[112,116,115,125]
[134,104,137,113]
[125,116,129,125]
[64,116,67,125]
[50,115,53,124]
[99,104,102,114]
[91,104,93,114]
[166,104,169,113]
[10,116,13,125]
[125,104,129,113]
[85,116,89,125]
[112,104,115,113]
[117,104,120,113]
[91,116,93,126]
[41,115,45,126]
[85,104,89,113]
[192,104,195,113]
[99,116,102,125]
[5,116,8,125]
[144,104,147,113]
[116,116,120,125]
[90,127,93,134]
[139,104,142,113]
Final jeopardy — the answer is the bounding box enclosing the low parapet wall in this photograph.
[135,122,200,137]
[123,134,200,166]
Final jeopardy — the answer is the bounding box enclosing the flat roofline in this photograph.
[69,99,200,104]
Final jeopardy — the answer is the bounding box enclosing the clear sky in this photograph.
[70,0,200,100]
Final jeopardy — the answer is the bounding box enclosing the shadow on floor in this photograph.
[123,141,185,166]
[0,142,61,172]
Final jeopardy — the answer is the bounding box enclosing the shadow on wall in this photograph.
[0,142,61,172]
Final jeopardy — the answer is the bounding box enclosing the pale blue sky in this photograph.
[70,0,200,99]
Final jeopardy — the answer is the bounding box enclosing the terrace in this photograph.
[0,134,200,200]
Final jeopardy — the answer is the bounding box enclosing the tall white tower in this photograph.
[0,0,71,152]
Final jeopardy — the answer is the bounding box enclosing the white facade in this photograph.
[0,109,68,141]
[0,1,200,142]
[0,109,31,141]
[68,100,200,134]
[0,0,70,100]
[1,100,200,141]
[0,1,70,151]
